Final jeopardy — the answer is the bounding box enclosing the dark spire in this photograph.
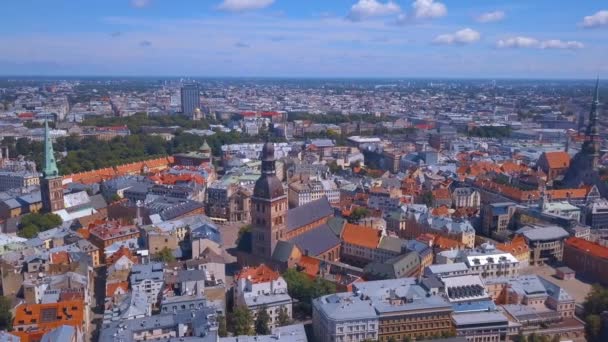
[582,77,601,168]
[261,141,276,176]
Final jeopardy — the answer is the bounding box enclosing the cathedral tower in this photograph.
[250,142,287,259]
[40,119,64,212]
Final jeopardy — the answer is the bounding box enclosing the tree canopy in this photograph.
[282,268,336,316]
[0,296,12,331]
[254,307,271,335]
[18,213,62,239]
[583,284,608,342]
[229,306,254,336]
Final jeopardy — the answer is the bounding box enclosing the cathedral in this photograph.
[563,78,607,197]
[237,142,341,270]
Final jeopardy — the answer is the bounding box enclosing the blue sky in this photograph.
[0,0,607,78]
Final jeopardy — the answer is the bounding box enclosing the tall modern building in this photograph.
[563,78,607,197]
[251,142,288,259]
[40,119,64,212]
[180,83,201,116]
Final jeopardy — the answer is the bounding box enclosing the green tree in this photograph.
[217,314,228,337]
[277,306,291,327]
[229,306,254,336]
[586,314,602,342]
[19,213,62,232]
[348,207,370,223]
[282,268,336,316]
[154,247,175,263]
[254,307,271,335]
[18,224,39,239]
[0,296,12,331]
[420,191,434,207]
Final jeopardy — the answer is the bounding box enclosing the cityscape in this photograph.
[0,1,608,342]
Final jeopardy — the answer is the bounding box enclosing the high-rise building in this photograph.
[250,142,288,259]
[40,119,64,212]
[180,83,201,116]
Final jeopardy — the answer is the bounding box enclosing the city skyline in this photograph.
[1,0,607,78]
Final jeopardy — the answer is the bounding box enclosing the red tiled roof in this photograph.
[341,223,381,249]
[235,264,280,283]
[106,281,129,297]
[542,151,571,169]
[565,237,608,259]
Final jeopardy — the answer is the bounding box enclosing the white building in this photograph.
[452,187,481,208]
[288,179,339,207]
[130,262,165,306]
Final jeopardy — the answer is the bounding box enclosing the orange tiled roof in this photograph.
[341,223,381,249]
[432,205,451,217]
[235,264,280,283]
[542,151,571,169]
[12,300,84,341]
[432,188,451,200]
[500,161,528,174]
[106,281,129,297]
[495,235,530,255]
[50,251,69,265]
[565,237,608,259]
[298,255,321,279]
[434,235,465,250]
[547,188,588,200]
[149,173,205,185]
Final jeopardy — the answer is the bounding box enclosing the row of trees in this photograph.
[1,127,271,175]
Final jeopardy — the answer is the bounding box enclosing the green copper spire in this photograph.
[42,118,59,178]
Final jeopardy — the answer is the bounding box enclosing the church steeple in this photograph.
[42,118,59,179]
[40,117,64,213]
[582,77,601,168]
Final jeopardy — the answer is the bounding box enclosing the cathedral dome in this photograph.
[253,141,284,199]
[253,175,284,199]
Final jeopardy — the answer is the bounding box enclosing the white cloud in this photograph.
[476,10,505,23]
[217,0,274,12]
[131,0,152,8]
[347,0,401,22]
[497,36,584,49]
[433,28,480,45]
[581,10,608,28]
[539,40,584,49]
[497,36,539,48]
[412,0,447,19]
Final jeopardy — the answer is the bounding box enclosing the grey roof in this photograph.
[41,325,75,342]
[517,225,569,241]
[288,224,340,257]
[286,197,333,232]
[2,199,20,209]
[220,323,308,342]
[130,262,165,283]
[378,236,404,253]
[364,252,420,280]
[89,194,108,210]
[16,192,41,205]
[271,240,296,263]
[452,311,509,326]
[326,217,346,237]
[100,307,217,342]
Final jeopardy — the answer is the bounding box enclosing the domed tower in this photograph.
[251,142,287,259]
